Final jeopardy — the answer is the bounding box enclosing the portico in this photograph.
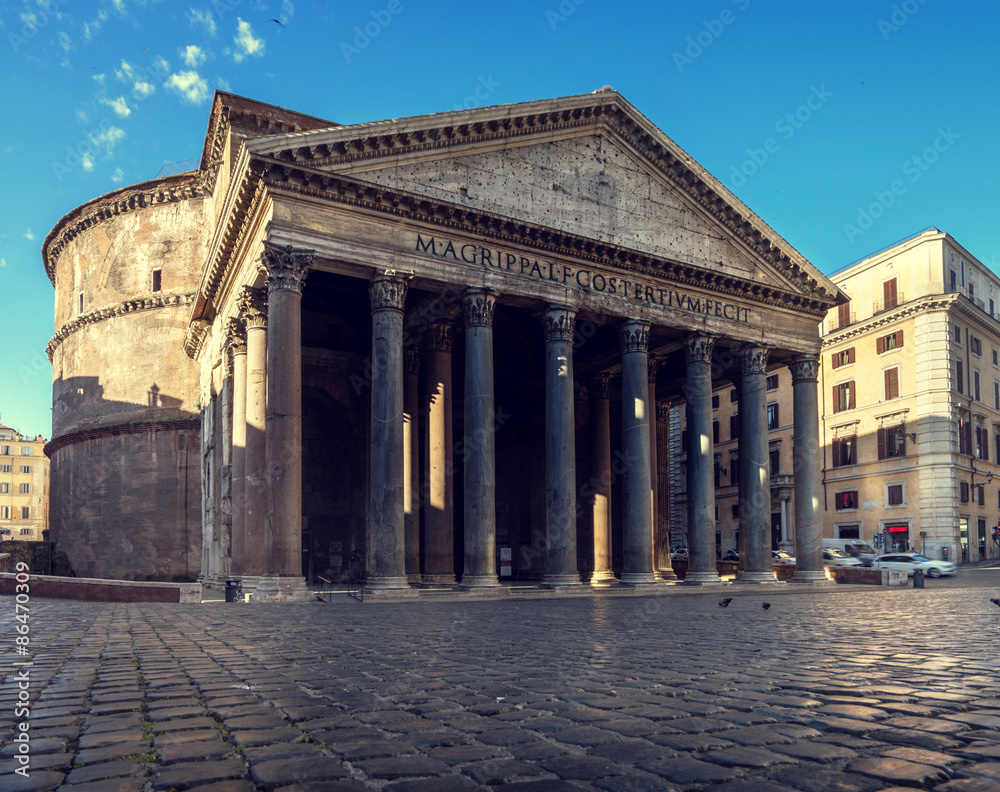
[186,90,842,599]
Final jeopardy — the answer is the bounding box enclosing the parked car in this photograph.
[723,549,739,562]
[772,550,796,566]
[872,552,957,578]
[670,547,688,559]
[823,548,863,568]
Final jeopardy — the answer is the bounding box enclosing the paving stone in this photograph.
[769,765,885,792]
[771,740,856,763]
[0,752,74,774]
[5,770,66,792]
[382,778,479,792]
[147,705,208,721]
[243,742,324,763]
[354,754,452,778]
[960,764,1000,782]
[184,782,258,792]
[849,756,949,786]
[230,726,303,746]
[541,754,624,780]
[157,736,235,763]
[329,738,417,760]
[640,754,744,784]
[0,737,67,756]
[74,739,152,764]
[224,714,288,730]
[500,782,592,791]
[550,726,623,746]
[152,758,246,789]
[707,780,800,792]
[464,757,552,785]
[77,728,142,750]
[867,728,965,750]
[151,716,219,732]
[881,744,965,768]
[935,780,1000,792]
[250,757,352,785]
[271,783,371,792]
[428,743,503,765]
[64,760,148,785]
[58,778,147,792]
[82,713,144,734]
[881,715,973,734]
[646,732,736,752]
[589,739,674,764]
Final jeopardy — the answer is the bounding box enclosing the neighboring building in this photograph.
[0,423,49,542]
[43,90,842,593]
[821,227,1000,564]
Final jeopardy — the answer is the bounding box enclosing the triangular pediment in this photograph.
[244,92,842,304]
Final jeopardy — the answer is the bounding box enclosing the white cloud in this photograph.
[111,167,124,183]
[181,44,206,67]
[19,11,38,29]
[92,73,106,89]
[0,258,7,268]
[232,18,264,62]
[279,0,294,24]
[114,60,158,100]
[23,230,34,241]
[101,96,132,117]
[188,8,217,37]
[82,154,95,172]
[164,70,209,104]
[76,109,90,123]
[92,125,126,153]
[57,32,74,52]
[133,79,155,98]
[153,56,170,75]
[216,77,232,92]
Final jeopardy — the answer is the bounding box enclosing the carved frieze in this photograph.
[684,334,715,364]
[260,242,314,294]
[462,289,498,328]
[237,286,268,329]
[369,274,409,312]
[542,306,576,343]
[619,320,650,353]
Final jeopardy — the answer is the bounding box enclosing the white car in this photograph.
[772,550,796,566]
[823,548,863,568]
[872,552,957,578]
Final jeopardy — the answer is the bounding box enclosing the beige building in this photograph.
[821,228,1000,564]
[0,423,49,542]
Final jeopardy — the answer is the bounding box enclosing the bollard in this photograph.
[225,578,242,602]
[912,570,924,588]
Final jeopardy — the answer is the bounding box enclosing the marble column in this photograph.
[367,273,410,590]
[423,323,456,586]
[457,289,501,589]
[542,306,581,587]
[655,400,677,581]
[589,375,616,586]
[779,493,792,553]
[216,321,240,587]
[790,355,827,582]
[737,345,775,583]
[619,320,658,585]
[238,285,268,593]
[683,334,721,584]
[229,319,248,584]
[404,347,421,585]
[251,244,313,601]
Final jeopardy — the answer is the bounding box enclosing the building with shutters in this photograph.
[0,423,49,542]
[821,228,1000,564]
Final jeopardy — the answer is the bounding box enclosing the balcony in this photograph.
[872,294,905,315]
[827,312,856,334]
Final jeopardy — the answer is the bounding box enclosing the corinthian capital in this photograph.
[619,320,650,353]
[260,242,314,294]
[428,322,454,353]
[684,333,715,364]
[224,318,247,356]
[542,305,576,342]
[790,354,820,384]
[738,345,770,376]
[369,273,409,312]
[462,289,498,328]
[237,286,267,330]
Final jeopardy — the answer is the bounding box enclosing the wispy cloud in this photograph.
[0,258,7,269]
[279,0,295,24]
[101,96,132,117]
[188,8,217,37]
[23,229,34,241]
[164,70,209,104]
[57,32,74,52]
[93,126,126,153]
[181,44,206,67]
[111,167,124,183]
[115,60,157,99]
[232,18,264,62]
[82,154,95,172]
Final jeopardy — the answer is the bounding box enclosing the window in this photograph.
[835,490,858,510]
[951,270,958,291]
[713,420,720,445]
[838,301,852,328]
[19,465,30,474]
[994,381,999,410]
[20,446,30,456]
[152,268,162,293]
[996,434,1000,464]
[19,528,30,536]
[767,403,779,430]
[769,446,780,475]
[78,292,84,315]
[992,298,996,317]
[979,485,986,506]
[961,481,970,503]
[883,278,898,310]
[0,483,8,494]
[959,412,973,455]
[731,504,739,520]
[832,436,856,467]
[976,426,989,460]
[715,504,720,523]
[766,374,778,391]
[970,282,976,302]
[0,446,10,456]
[0,465,9,473]
[714,457,722,488]
[19,483,30,494]
[975,370,982,402]
[954,323,962,342]
[877,426,906,459]
[729,414,739,441]
[884,368,899,401]
[20,507,29,520]
[957,360,965,393]
[832,348,855,369]
[730,389,738,403]
[833,381,855,413]
[0,506,8,520]
[877,330,903,353]
[712,394,719,410]
[972,336,982,356]
[729,455,739,485]
[887,484,904,506]
[838,524,861,539]
[994,349,999,367]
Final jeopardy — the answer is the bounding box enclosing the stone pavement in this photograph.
[6,572,1000,791]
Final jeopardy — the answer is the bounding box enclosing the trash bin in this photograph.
[912,570,925,588]
[225,578,242,603]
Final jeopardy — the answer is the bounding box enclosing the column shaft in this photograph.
[791,356,826,582]
[590,376,615,586]
[368,274,409,589]
[240,286,268,590]
[738,345,775,583]
[230,338,247,578]
[620,321,658,584]
[423,323,456,585]
[458,289,500,588]
[404,349,421,584]
[543,306,581,587]
[684,334,720,584]
[655,401,677,580]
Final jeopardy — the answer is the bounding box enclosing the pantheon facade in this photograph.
[42,90,842,598]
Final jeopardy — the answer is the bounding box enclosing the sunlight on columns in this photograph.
[635,397,645,420]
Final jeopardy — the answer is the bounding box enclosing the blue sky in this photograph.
[2,0,999,440]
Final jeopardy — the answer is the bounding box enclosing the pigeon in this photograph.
[269,18,285,26]
[719,597,733,608]
[991,598,1000,607]
[762,602,771,610]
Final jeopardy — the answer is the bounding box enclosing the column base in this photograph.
[682,571,723,585]
[366,575,411,590]
[249,575,313,602]
[454,575,501,589]
[590,570,617,587]
[406,573,422,586]
[421,573,458,587]
[542,573,582,587]
[656,567,678,582]
[618,572,660,585]
[735,571,780,584]
[791,569,834,583]
[237,575,261,597]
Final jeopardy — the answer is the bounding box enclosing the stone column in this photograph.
[217,323,240,587]
[737,345,774,583]
[367,273,410,590]
[590,374,616,586]
[423,323,456,586]
[779,493,792,553]
[619,320,658,585]
[404,347,421,585]
[238,285,268,594]
[457,289,501,589]
[683,334,720,584]
[542,306,581,587]
[229,319,247,584]
[790,355,826,582]
[254,244,314,601]
[655,400,677,581]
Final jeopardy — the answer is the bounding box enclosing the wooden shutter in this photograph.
[832,439,841,467]
[832,386,840,413]
[832,352,840,369]
[838,301,850,327]
[884,278,898,308]
[877,427,886,460]
[895,330,904,348]
[884,368,899,400]
[966,420,973,455]
[848,347,855,364]
[877,335,885,354]
[848,381,856,409]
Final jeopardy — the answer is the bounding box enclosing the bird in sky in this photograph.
[762,602,771,610]
[269,18,285,26]
[719,597,733,608]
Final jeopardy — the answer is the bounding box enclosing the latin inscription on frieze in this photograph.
[414,234,750,323]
